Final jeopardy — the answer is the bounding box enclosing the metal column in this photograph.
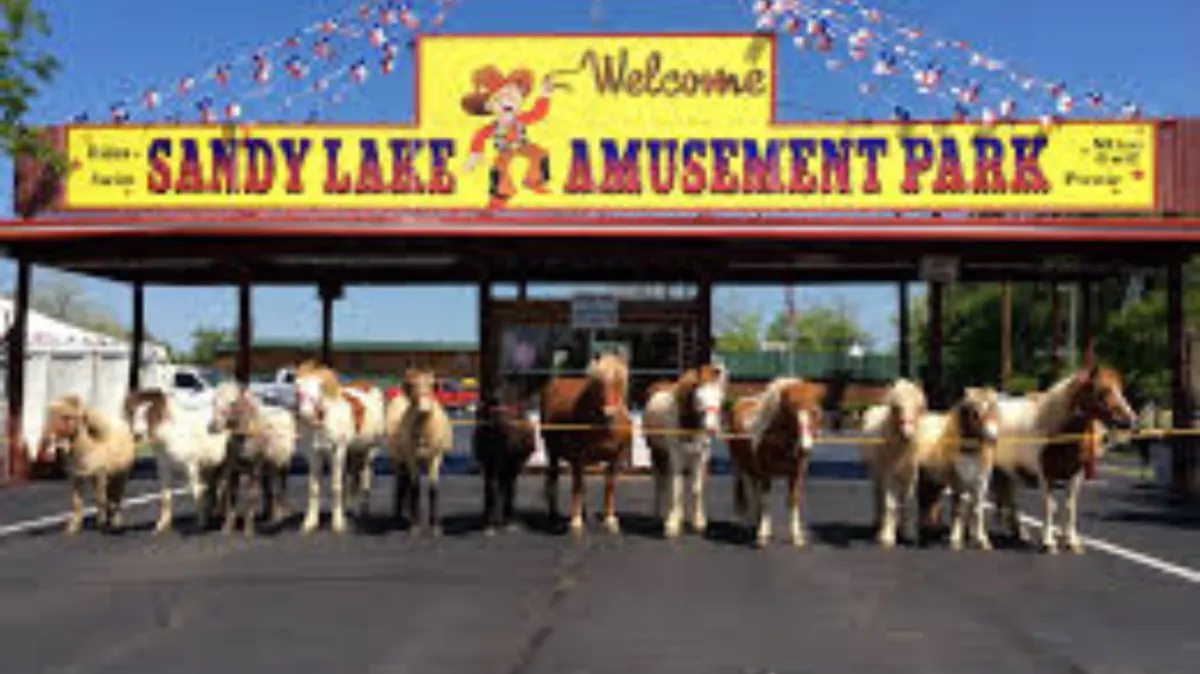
[5,258,30,482]
[236,275,253,387]
[1167,260,1195,496]
[128,281,145,392]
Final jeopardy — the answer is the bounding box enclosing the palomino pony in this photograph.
[210,383,298,535]
[385,368,454,535]
[540,351,633,535]
[293,362,386,534]
[727,377,823,548]
[643,364,727,538]
[859,378,928,548]
[40,395,136,534]
[911,387,1002,551]
[126,388,228,534]
[473,386,538,534]
[989,365,1136,553]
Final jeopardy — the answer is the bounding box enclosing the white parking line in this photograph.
[1,485,1198,586]
[1016,512,1200,585]
[0,488,184,538]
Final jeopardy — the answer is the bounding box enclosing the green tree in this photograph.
[714,293,762,352]
[1,0,61,166]
[187,325,234,365]
[29,272,127,339]
[764,300,871,352]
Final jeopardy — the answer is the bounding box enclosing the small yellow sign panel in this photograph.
[63,34,1158,212]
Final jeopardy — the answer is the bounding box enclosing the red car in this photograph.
[385,378,479,412]
[434,378,479,412]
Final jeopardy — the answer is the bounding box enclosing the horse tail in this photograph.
[733,470,747,517]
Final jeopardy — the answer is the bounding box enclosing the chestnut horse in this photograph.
[727,377,823,548]
[540,352,632,535]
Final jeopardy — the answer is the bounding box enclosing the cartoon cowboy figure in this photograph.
[461,65,554,209]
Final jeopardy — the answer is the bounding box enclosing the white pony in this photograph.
[126,388,228,534]
[859,378,928,548]
[293,362,386,534]
[643,364,727,538]
[990,366,1136,554]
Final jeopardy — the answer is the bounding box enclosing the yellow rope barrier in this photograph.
[448,416,1200,448]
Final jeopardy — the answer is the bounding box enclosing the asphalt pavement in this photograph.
[0,451,1197,674]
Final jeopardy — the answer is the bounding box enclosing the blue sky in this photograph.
[2,0,1198,354]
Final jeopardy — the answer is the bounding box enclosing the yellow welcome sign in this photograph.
[62,34,1157,212]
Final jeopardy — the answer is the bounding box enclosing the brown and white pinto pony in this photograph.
[40,395,136,534]
[643,364,727,538]
[912,387,1002,551]
[859,378,928,548]
[125,388,228,534]
[540,351,633,535]
[293,361,386,534]
[989,365,1136,554]
[386,368,454,535]
[727,377,823,548]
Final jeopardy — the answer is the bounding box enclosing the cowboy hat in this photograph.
[461,65,534,116]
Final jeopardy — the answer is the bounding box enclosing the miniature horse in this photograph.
[989,365,1136,553]
[474,388,538,534]
[859,378,928,548]
[643,364,727,538]
[540,352,632,535]
[727,377,823,548]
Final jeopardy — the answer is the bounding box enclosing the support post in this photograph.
[1167,260,1196,496]
[897,281,911,380]
[1000,281,1013,391]
[128,281,145,393]
[1079,279,1095,368]
[236,275,253,387]
[477,275,496,426]
[925,281,945,408]
[1050,281,1062,378]
[697,272,713,368]
[318,282,342,366]
[5,258,31,482]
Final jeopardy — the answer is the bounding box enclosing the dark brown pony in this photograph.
[474,386,539,534]
[726,377,823,548]
[539,351,632,535]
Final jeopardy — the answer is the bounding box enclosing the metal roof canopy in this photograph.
[0,213,1197,285]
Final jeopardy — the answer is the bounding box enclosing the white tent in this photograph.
[0,298,172,460]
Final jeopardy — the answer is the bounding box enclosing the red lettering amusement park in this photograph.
[143,133,1051,197]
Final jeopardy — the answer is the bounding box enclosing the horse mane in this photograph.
[757,377,820,421]
[296,360,340,398]
[124,389,170,428]
[884,378,927,413]
[586,352,629,392]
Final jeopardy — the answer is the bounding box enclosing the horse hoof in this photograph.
[569,518,585,536]
[791,537,807,549]
[504,522,521,533]
[301,518,319,535]
[484,526,497,537]
[604,516,620,535]
[1067,540,1085,555]
[663,520,682,539]
[64,521,81,536]
[153,522,171,536]
[1042,542,1059,555]
[431,525,443,538]
[754,536,770,549]
[976,538,994,552]
[691,516,708,534]
[950,538,964,552]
